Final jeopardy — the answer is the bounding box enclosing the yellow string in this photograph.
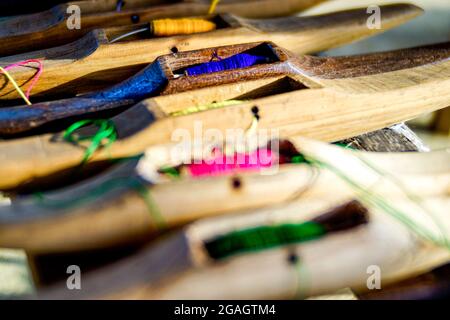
[152,18,216,37]
[208,0,220,14]
[0,66,31,105]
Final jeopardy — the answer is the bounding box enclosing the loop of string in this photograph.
[55,118,168,229]
[0,59,43,105]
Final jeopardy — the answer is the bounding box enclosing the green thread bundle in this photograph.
[63,119,117,164]
[205,221,326,260]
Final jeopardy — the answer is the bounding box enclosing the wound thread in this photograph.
[110,18,216,43]
[204,199,368,260]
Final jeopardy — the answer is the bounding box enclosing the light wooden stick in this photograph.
[0,41,449,190]
[1,136,448,254]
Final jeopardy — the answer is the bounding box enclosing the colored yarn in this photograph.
[187,148,277,177]
[300,153,450,250]
[185,53,269,76]
[152,18,216,37]
[291,154,310,165]
[0,59,43,105]
[205,221,326,260]
[63,119,117,164]
[159,166,181,178]
[35,175,166,230]
[208,0,221,14]
[170,100,244,117]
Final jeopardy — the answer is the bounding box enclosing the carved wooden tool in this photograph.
[0,41,449,189]
[31,155,449,299]
[0,136,448,254]
[0,4,422,101]
[0,0,325,58]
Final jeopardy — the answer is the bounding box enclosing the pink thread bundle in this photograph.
[3,59,43,100]
[187,148,278,177]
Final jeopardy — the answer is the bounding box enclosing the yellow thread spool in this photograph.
[151,18,216,37]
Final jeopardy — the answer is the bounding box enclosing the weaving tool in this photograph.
[0,41,450,190]
[0,0,326,57]
[0,135,448,254]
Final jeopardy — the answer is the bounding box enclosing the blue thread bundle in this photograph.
[186,53,269,76]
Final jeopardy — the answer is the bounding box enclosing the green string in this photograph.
[159,166,181,179]
[354,153,450,248]
[204,221,326,260]
[35,176,166,230]
[63,119,117,164]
